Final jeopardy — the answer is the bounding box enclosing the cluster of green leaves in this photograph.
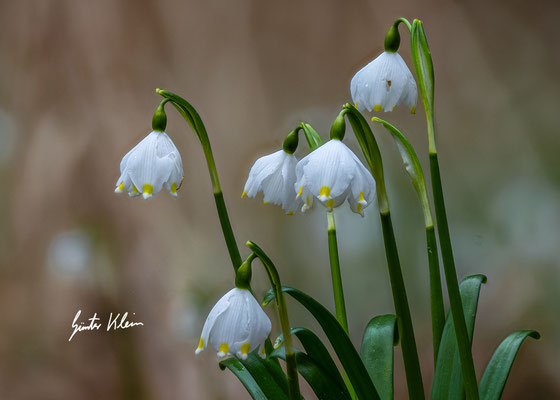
[221,279,538,400]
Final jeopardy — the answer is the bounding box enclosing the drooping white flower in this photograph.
[295,139,376,216]
[351,51,417,114]
[115,131,183,199]
[242,149,302,215]
[195,287,272,360]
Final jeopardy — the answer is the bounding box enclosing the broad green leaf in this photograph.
[265,286,380,400]
[219,350,288,400]
[274,327,346,391]
[479,330,540,400]
[361,314,398,400]
[431,274,487,400]
[271,347,351,400]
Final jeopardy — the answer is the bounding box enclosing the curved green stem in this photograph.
[396,17,412,32]
[246,241,300,400]
[156,89,242,271]
[327,210,349,334]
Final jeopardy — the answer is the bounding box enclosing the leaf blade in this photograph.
[479,330,541,400]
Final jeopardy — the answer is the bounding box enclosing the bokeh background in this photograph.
[0,0,558,398]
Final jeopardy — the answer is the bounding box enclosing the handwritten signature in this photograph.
[69,310,144,341]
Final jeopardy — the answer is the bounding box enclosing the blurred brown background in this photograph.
[0,0,558,399]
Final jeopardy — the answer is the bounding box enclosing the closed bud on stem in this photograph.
[152,100,168,132]
[235,254,255,289]
[282,128,300,154]
[330,114,346,141]
[384,22,401,53]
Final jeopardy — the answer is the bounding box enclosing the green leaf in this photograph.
[274,327,346,391]
[431,274,487,400]
[361,314,398,400]
[479,330,541,400]
[266,286,380,400]
[411,20,434,115]
[219,351,289,400]
[271,347,351,400]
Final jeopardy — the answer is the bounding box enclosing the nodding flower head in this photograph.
[350,51,417,114]
[195,288,272,360]
[115,131,183,199]
[242,149,302,215]
[295,139,376,216]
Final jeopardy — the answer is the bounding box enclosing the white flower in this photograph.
[242,149,302,215]
[195,288,272,360]
[295,139,376,216]
[350,51,417,114]
[115,131,183,199]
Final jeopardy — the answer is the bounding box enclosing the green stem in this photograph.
[246,241,300,400]
[426,224,445,364]
[326,210,349,334]
[156,89,242,271]
[380,211,425,400]
[430,153,479,399]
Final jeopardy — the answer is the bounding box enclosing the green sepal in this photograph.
[271,347,351,400]
[361,314,399,400]
[479,330,541,400]
[151,100,168,132]
[384,23,401,53]
[264,286,380,400]
[432,274,487,400]
[219,350,289,400]
[283,129,300,154]
[330,114,346,140]
[235,254,255,289]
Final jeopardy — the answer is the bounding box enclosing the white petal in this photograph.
[116,131,183,198]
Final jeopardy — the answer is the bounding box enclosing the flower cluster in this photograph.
[243,140,376,217]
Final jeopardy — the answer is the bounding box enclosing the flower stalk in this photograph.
[327,210,349,334]
[341,105,425,399]
[410,20,479,398]
[246,241,300,400]
[156,89,243,271]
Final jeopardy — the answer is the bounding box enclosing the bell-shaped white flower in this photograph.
[295,139,376,216]
[242,149,302,215]
[351,51,417,114]
[115,131,183,199]
[195,288,272,360]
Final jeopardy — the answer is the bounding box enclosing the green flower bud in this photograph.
[152,101,168,132]
[384,23,401,53]
[330,114,346,141]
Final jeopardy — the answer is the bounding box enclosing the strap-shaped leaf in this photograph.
[271,347,351,400]
[361,314,398,400]
[274,327,345,391]
[431,274,487,400]
[479,330,540,400]
[264,286,380,400]
[219,351,289,400]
